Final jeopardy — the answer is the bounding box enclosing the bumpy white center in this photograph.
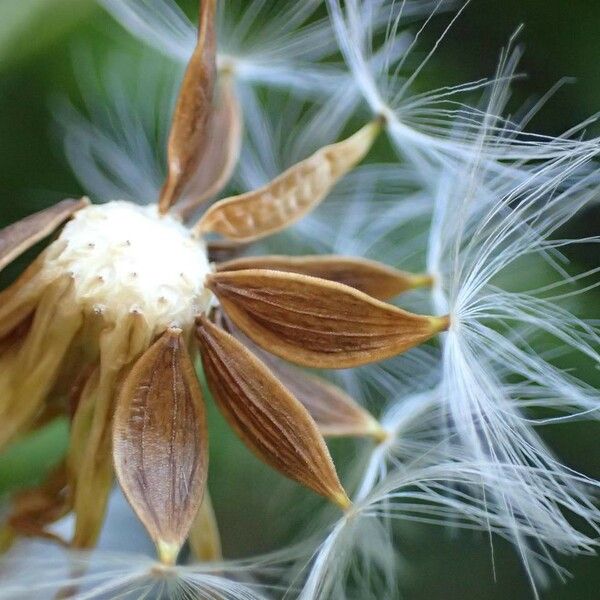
[45,201,212,329]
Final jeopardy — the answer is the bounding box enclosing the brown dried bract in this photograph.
[0,198,88,273]
[113,328,208,565]
[208,269,449,368]
[217,254,433,300]
[158,0,217,213]
[194,120,381,241]
[196,316,350,509]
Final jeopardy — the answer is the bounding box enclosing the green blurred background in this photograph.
[0,1,598,598]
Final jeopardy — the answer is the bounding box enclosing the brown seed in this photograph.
[217,311,385,440]
[113,328,208,564]
[175,75,243,220]
[216,254,433,300]
[196,316,351,509]
[159,0,217,213]
[0,198,89,274]
[194,120,382,241]
[207,269,449,369]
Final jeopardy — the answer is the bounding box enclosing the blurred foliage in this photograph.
[0,1,599,599]
[0,419,68,490]
[0,0,94,70]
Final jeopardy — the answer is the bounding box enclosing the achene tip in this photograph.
[156,540,181,566]
[333,490,353,512]
[429,314,450,333]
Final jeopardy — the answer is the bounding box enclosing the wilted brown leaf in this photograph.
[207,269,449,369]
[196,316,350,509]
[176,76,243,220]
[113,328,208,564]
[0,198,88,274]
[159,0,217,213]
[217,255,432,300]
[216,310,385,440]
[194,120,381,241]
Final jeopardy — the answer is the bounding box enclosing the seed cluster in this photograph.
[43,201,213,331]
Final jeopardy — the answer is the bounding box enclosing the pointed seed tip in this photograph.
[374,112,387,127]
[333,490,353,512]
[367,118,384,139]
[429,314,451,333]
[371,421,389,444]
[410,273,435,289]
[157,540,181,566]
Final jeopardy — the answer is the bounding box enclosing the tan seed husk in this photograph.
[216,310,385,440]
[196,316,351,509]
[207,269,449,369]
[159,0,217,213]
[194,120,382,241]
[176,75,243,220]
[216,254,433,300]
[113,327,208,565]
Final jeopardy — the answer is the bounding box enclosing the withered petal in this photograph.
[7,463,71,546]
[175,76,243,220]
[216,310,385,440]
[70,312,153,549]
[0,198,88,274]
[196,316,350,509]
[216,255,432,300]
[68,367,113,550]
[113,327,208,565]
[188,490,222,562]
[194,120,381,242]
[0,277,82,452]
[159,0,217,213]
[207,269,449,369]
[0,252,46,339]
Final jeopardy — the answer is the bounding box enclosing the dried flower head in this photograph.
[0,0,449,568]
[3,1,598,598]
